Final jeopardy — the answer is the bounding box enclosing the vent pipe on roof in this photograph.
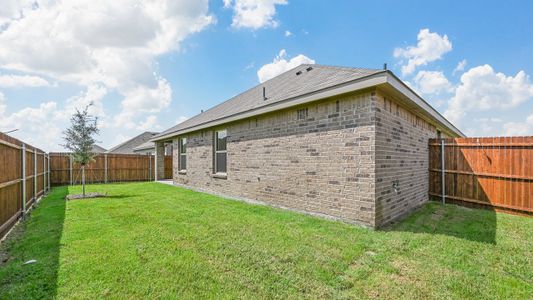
[263,86,267,100]
[383,63,388,70]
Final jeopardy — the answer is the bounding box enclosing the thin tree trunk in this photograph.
[82,165,86,197]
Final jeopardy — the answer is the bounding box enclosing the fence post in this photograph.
[47,154,51,191]
[69,154,73,185]
[21,144,26,214]
[148,154,152,181]
[43,153,46,193]
[104,153,108,184]
[34,148,37,200]
[441,139,445,205]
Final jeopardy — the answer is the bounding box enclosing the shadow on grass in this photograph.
[384,201,497,244]
[0,186,67,299]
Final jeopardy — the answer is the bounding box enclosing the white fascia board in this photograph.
[385,72,465,137]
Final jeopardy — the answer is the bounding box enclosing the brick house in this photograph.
[151,65,463,228]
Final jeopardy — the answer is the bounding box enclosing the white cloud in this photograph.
[136,115,161,131]
[224,0,288,29]
[115,79,172,129]
[284,30,292,37]
[0,74,50,87]
[0,0,34,24]
[394,29,452,75]
[0,85,109,151]
[445,65,533,124]
[0,92,62,151]
[257,49,315,83]
[503,115,533,136]
[176,116,189,124]
[60,85,108,124]
[413,71,453,94]
[0,0,214,129]
[453,59,467,75]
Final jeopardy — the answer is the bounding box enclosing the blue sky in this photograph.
[1,0,532,151]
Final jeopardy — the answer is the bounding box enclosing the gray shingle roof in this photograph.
[153,64,383,140]
[107,132,159,154]
[91,144,107,153]
[132,141,154,152]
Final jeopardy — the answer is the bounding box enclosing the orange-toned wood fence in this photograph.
[1,133,50,239]
[49,153,173,185]
[429,137,532,215]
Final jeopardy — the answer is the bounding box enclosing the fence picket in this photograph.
[429,137,533,215]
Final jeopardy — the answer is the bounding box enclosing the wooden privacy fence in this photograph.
[429,137,532,215]
[0,133,50,239]
[49,153,173,185]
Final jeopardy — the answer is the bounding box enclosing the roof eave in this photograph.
[383,71,465,137]
[151,71,389,142]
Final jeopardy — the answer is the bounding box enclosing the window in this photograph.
[335,100,340,113]
[297,108,308,120]
[178,137,187,171]
[214,129,227,174]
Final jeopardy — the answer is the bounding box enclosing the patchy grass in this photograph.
[0,182,531,299]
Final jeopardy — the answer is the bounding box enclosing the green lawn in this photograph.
[0,182,531,299]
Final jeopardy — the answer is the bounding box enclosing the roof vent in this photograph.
[263,86,267,100]
[295,70,302,76]
[306,66,313,72]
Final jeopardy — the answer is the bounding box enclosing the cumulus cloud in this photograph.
[444,65,533,124]
[114,79,172,129]
[0,0,214,148]
[0,85,109,151]
[257,49,315,83]
[176,116,189,124]
[394,29,452,75]
[284,30,292,37]
[0,74,50,87]
[413,71,453,94]
[224,0,288,29]
[0,92,62,150]
[503,115,533,136]
[0,0,35,24]
[453,59,467,75]
[0,0,213,129]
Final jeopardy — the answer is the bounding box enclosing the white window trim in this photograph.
[179,137,187,172]
[214,130,227,175]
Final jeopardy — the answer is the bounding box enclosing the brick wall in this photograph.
[170,89,451,228]
[373,90,440,226]
[173,91,378,226]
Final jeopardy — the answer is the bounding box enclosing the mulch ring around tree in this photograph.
[66,192,107,201]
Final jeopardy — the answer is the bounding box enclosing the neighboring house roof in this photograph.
[92,144,107,153]
[132,141,155,152]
[107,132,159,154]
[152,64,464,141]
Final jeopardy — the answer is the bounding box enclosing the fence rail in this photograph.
[0,133,50,239]
[429,137,533,215]
[49,153,173,185]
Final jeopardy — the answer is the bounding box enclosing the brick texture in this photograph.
[373,90,441,227]
[170,89,448,228]
[173,92,377,226]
